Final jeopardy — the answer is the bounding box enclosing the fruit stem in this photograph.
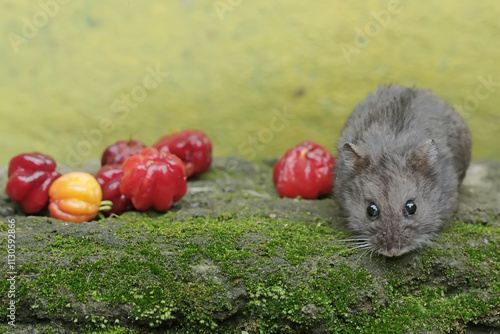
[299,148,309,159]
[98,200,113,212]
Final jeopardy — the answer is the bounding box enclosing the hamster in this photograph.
[334,85,471,257]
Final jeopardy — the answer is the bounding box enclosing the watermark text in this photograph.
[6,218,17,327]
[8,0,71,54]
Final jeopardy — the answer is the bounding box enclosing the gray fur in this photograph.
[334,85,471,257]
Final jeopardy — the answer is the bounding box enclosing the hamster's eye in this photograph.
[404,200,417,216]
[366,202,379,219]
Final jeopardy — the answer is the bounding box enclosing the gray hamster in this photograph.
[334,85,471,257]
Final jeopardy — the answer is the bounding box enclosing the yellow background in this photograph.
[1,0,499,167]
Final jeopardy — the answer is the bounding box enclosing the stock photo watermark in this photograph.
[214,0,244,20]
[7,0,71,54]
[237,106,296,161]
[65,64,169,166]
[5,218,17,327]
[215,105,295,189]
[339,0,411,64]
[454,75,499,114]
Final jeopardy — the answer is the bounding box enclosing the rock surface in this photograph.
[0,158,499,333]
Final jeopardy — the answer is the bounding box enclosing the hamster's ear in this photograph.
[409,139,439,173]
[342,142,370,171]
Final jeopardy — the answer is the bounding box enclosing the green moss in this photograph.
[80,326,137,334]
[364,286,492,333]
[1,214,499,333]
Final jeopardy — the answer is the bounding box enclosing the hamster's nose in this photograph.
[386,248,402,257]
[385,242,402,257]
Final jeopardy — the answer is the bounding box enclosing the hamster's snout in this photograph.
[373,233,410,257]
[381,245,405,257]
[384,238,403,257]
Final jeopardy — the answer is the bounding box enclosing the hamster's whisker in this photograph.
[362,249,372,258]
[350,242,372,247]
[355,249,371,262]
[369,249,376,261]
[348,243,371,251]
[334,238,370,243]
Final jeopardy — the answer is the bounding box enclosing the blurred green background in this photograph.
[1,0,499,167]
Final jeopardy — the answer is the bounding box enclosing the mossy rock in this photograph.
[0,158,499,333]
